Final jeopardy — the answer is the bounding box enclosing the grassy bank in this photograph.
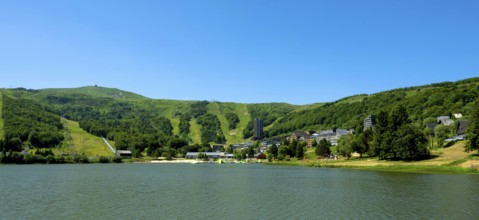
[270,142,479,174]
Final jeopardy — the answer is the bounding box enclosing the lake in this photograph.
[0,163,478,219]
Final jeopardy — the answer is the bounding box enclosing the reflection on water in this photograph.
[0,164,478,219]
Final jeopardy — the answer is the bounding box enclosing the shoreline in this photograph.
[265,141,479,174]
[268,159,479,174]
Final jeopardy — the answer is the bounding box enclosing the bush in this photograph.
[79,154,90,163]
[98,156,111,163]
[55,155,66,164]
[284,155,291,161]
[72,153,90,163]
[45,155,55,164]
[112,156,123,163]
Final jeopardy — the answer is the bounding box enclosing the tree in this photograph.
[466,99,479,153]
[370,110,389,157]
[315,139,331,157]
[161,147,175,160]
[311,139,318,149]
[296,141,306,159]
[277,145,288,161]
[132,148,142,158]
[434,125,451,147]
[390,124,429,160]
[353,130,372,158]
[197,113,225,143]
[4,138,23,152]
[247,146,255,159]
[198,152,207,160]
[369,107,430,160]
[155,117,173,136]
[178,114,191,137]
[289,139,298,158]
[253,141,261,151]
[267,153,273,162]
[337,135,354,159]
[268,144,278,158]
[226,144,234,154]
[389,105,410,131]
[225,113,240,130]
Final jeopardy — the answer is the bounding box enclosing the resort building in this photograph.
[253,118,264,140]
[312,129,354,146]
[364,115,376,130]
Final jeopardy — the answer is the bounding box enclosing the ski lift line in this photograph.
[102,137,116,153]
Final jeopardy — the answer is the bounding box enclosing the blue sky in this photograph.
[0,0,478,104]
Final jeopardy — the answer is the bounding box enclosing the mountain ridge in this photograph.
[1,77,478,151]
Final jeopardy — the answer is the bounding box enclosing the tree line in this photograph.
[337,106,429,160]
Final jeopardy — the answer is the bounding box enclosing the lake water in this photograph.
[0,164,478,219]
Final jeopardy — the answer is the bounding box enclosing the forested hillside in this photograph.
[1,93,64,150]
[1,77,478,162]
[268,78,479,136]
[0,86,299,148]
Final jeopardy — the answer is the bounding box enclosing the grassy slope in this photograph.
[61,119,113,157]
[335,95,369,104]
[40,86,148,101]
[277,142,479,173]
[207,102,250,144]
[234,103,251,143]
[149,99,193,135]
[189,119,202,144]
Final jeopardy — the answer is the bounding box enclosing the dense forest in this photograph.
[1,95,63,150]
[1,77,479,162]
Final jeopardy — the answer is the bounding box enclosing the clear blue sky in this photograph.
[0,0,478,104]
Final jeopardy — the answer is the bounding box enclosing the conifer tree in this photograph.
[466,99,479,153]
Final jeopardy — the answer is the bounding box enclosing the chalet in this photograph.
[437,116,454,126]
[254,153,267,159]
[115,150,132,159]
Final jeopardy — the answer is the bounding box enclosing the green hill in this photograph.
[268,78,479,136]
[1,77,478,159]
[40,85,148,101]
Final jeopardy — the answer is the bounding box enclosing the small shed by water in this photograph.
[116,150,132,159]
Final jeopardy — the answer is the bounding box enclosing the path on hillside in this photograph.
[102,138,116,153]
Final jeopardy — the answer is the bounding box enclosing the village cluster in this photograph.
[114,114,469,161]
